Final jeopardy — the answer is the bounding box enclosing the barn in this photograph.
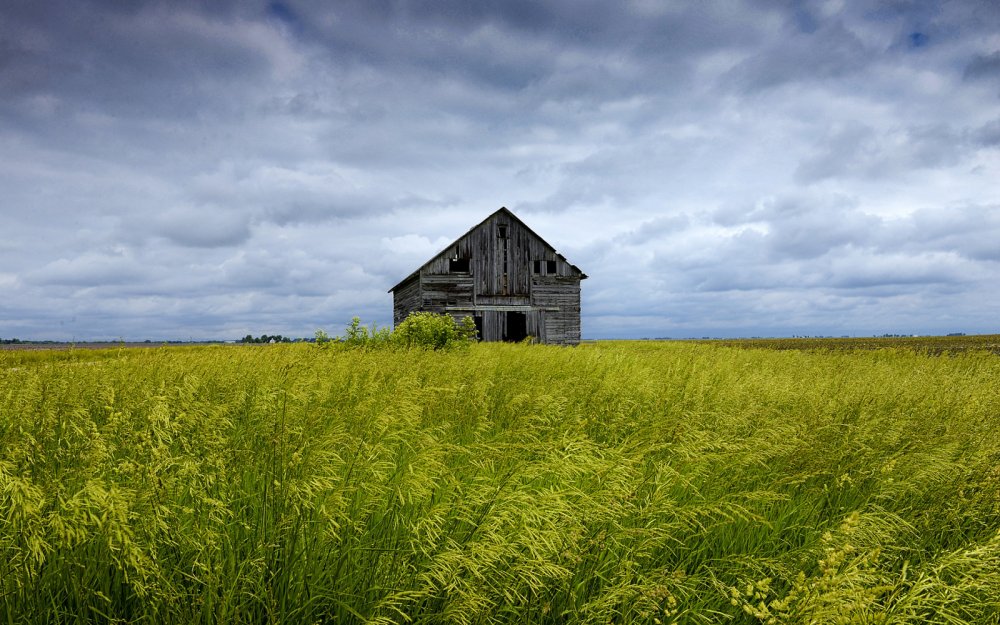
[388,207,587,345]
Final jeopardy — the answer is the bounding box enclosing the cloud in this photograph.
[975,118,1000,146]
[726,19,873,92]
[964,51,1000,80]
[26,251,147,287]
[1,0,998,340]
[187,162,401,226]
[0,2,306,123]
[822,249,972,290]
[794,121,973,182]
[896,204,1000,262]
[153,205,252,248]
[589,188,1000,337]
[622,214,692,245]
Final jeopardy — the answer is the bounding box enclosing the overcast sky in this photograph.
[2,0,999,340]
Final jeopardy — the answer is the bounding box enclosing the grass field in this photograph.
[704,334,1000,355]
[2,339,999,623]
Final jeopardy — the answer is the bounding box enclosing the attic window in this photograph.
[449,258,470,273]
[533,260,559,275]
[498,225,508,238]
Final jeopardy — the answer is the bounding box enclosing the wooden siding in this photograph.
[392,274,420,326]
[532,276,581,345]
[423,212,578,296]
[390,208,585,345]
[421,273,474,310]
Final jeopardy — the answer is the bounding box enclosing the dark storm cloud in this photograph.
[975,119,1000,146]
[727,19,873,92]
[290,0,763,108]
[266,2,300,30]
[964,51,1000,80]
[0,36,68,95]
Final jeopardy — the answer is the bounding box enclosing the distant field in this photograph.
[0,341,226,351]
[5,334,998,353]
[702,333,1000,355]
[2,340,999,623]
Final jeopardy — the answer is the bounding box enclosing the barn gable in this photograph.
[388,207,587,345]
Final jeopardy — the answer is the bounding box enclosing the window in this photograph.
[449,258,470,273]
[532,260,558,275]
[498,224,508,238]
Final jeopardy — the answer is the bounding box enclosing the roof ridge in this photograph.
[387,207,586,292]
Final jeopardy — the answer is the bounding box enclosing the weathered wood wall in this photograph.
[392,274,421,326]
[391,209,584,345]
[423,212,576,296]
[421,274,475,310]
[531,275,582,345]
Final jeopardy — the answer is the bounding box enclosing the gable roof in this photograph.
[388,206,587,293]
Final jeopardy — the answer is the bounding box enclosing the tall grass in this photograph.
[2,341,999,623]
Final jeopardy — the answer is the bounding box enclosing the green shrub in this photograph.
[314,313,474,351]
[341,316,393,348]
[392,312,477,350]
[313,317,391,350]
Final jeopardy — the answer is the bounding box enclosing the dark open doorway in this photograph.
[473,315,483,341]
[504,312,527,342]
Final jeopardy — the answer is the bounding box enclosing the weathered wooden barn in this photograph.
[389,207,587,345]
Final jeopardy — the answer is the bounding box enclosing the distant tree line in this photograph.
[240,334,294,344]
[0,338,62,344]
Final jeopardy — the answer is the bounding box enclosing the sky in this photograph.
[2,0,999,341]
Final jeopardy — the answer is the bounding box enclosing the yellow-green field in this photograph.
[704,334,1000,355]
[2,341,999,623]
